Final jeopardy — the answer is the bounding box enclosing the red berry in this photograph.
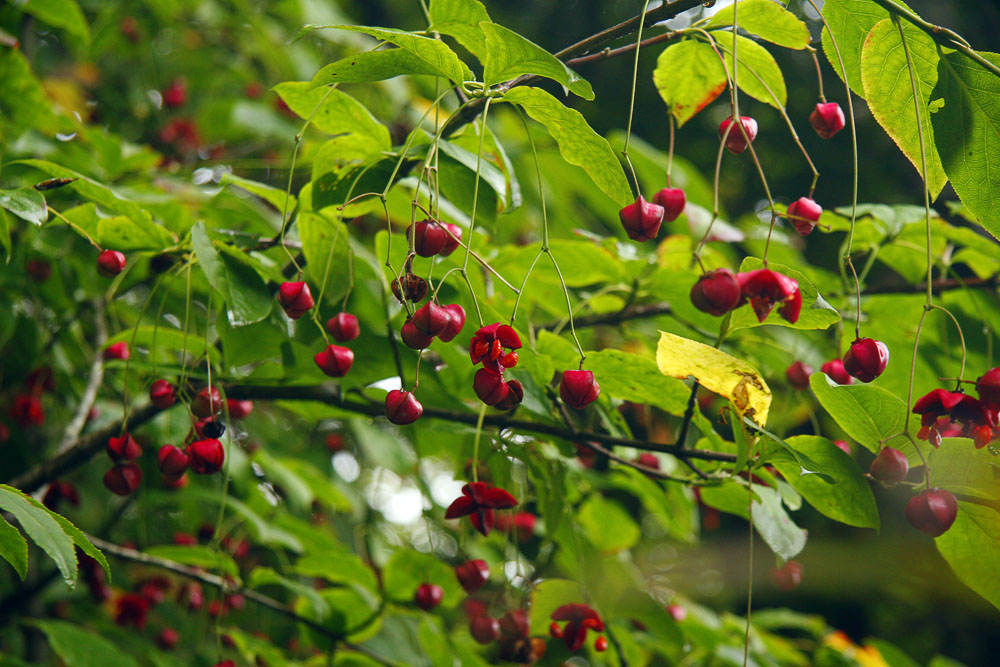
[173,532,197,545]
[149,380,176,409]
[455,559,490,593]
[413,583,443,610]
[549,621,564,639]
[27,259,51,282]
[667,604,687,622]
[391,273,428,303]
[653,187,686,222]
[97,249,126,277]
[163,474,188,489]
[226,399,253,419]
[104,464,142,496]
[314,344,354,377]
[619,195,664,242]
[326,312,360,342]
[9,394,44,427]
[42,481,79,511]
[401,319,434,349]
[441,223,463,256]
[107,433,142,462]
[493,379,524,411]
[719,116,758,154]
[834,440,852,455]
[869,447,909,482]
[594,636,609,652]
[437,304,466,342]
[786,197,822,236]
[905,489,958,537]
[104,342,130,360]
[690,268,742,316]
[821,359,854,385]
[785,361,813,390]
[809,102,846,139]
[278,281,314,320]
[325,433,345,452]
[120,16,140,43]
[469,615,500,644]
[412,302,451,337]
[636,452,660,470]
[560,369,600,409]
[974,424,994,449]
[412,220,449,257]
[737,269,801,324]
[188,439,225,474]
[474,368,510,406]
[157,444,190,479]
[156,628,179,651]
[192,386,223,418]
[162,77,187,108]
[772,560,803,591]
[385,390,423,425]
[976,367,1000,405]
[843,338,889,383]
[245,81,264,99]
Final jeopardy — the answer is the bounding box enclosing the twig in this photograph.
[54,301,107,458]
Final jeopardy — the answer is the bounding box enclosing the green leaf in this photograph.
[0,188,47,226]
[653,40,727,127]
[106,325,216,366]
[768,436,879,529]
[0,50,68,135]
[428,0,492,61]
[730,258,840,331]
[0,486,76,587]
[220,173,296,214]
[860,19,947,198]
[821,0,896,97]
[248,566,330,617]
[298,212,352,306]
[191,222,273,327]
[187,487,303,552]
[577,495,641,553]
[503,86,632,207]
[528,578,582,634]
[936,502,1000,612]
[715,35,787,110]
[272,83,391,151]
[750,484,807,560]
[0,209,11,260]
[313,26,473,87]
[144,545,239,577]
[931,51,1000,240]
[437,137,512,209]
[0,515,28,580]
[63,204,174,252]
[295,546,379,596]
[929,439,1000,500]
[20,0,90,43]
[584,349,689,416]
[382,549,462,607]
[809,372,908,453]
[480,23,593,99]
[30,620,139,667]
[867,639,922,667]
[749,418,834,482]
[706,0,811,50]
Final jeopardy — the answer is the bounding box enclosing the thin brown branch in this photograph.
[54,301,107,458]
[565,29,682,68]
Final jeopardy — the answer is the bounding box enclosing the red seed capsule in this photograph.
[385,390,423,425]
[326,312,360,342]
[905,489,958,537]
[719,116,758,154]
[786,197,823,236]
[97,249,126,277]
[413,583,443,610]
[652,187,686,222]
[314,344,354,377]
[277,281,314,320]
[809,102,846,139]
[560,370,600,409]
[188,438,225,475]
[149,380,177,409]
[843,338,889,383]
[619,195,664,242]
[690,269,742,316]
[104,464,142,496]
[869,447,909,482]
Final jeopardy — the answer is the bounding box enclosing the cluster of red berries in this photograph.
[276,279,363,381]
[470,323,523,410]
[618,186,686,242]
[444,481,518,536]
[5,367,56,432]
[549,603,608,653]
[913,368,1000,448]
[691,268,801,324]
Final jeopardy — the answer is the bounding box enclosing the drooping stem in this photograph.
[621,0,654,196]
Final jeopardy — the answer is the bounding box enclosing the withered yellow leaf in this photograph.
[656,331,771,426]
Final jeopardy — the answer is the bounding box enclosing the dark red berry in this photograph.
[314,344,354,377]
[326,312,360,342]
[905,489,958,537]
[843,338,889,383]
[385,390,423,425]
[455,559,490,593]
[192,387,223,418]
[719,116,758,154]
[42,481,79,511]
[107,433,141,462]
[493,379,524,411]
[786,197,822,236]
[277,281,314,320]
[809,102,846,139]
[470,615,500,644]
[619,195,664,242]
[27,259,51,282]
[412,302,451,337]
[413,583,443,610]
[188,438,225,474]
[474,369,510,406]
[869,447,908,482]
[401,319,434,349]
[104,342,130,360]
[162,78,187,108]
[325,433,345,452]
[173,532,197,545]
[976,368,1000,405]
[636,452,660,470]
[785,361,813,390]
[737,269,801,324]
[104,464,142,496]
[549,622,564,639]
[438,304,466,342]
[97,249,126,277]
[9,394,44,427]
[772,560,803,591]
[690,268,742,316]
[157,444,190,479]
[595,636,608,652]
[441,223,463,256]
[653,188,686,222]
[560,370,600,409]
[226,399,253,419]
[821,359,854,385]
[149,380,176,409]
[412,220,449,257]
[391,273,428,303]
[156,628,179,651]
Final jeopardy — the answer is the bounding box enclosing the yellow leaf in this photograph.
[656,331,771,426]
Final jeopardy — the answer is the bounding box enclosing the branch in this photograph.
[226,384,737,463]
[85,536,402,667]
[54,301,107,458]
